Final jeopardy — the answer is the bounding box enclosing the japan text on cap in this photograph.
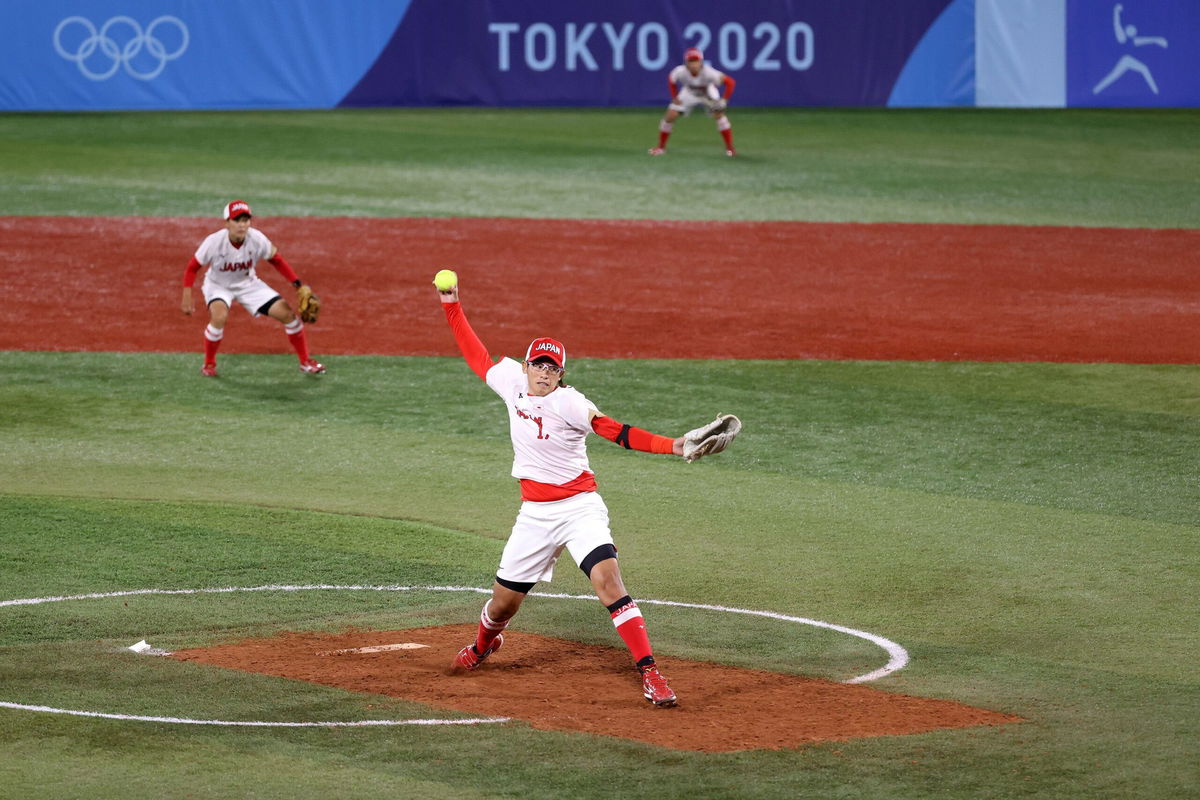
[223,200,252,220]
[525,337,566,368]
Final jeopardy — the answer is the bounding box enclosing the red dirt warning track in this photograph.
[171,625,1022,752]
[1,216,1195,362]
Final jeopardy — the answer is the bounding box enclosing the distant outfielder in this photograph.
[436,272,740,707]
[649,47,737,157]
[180,200,324,377]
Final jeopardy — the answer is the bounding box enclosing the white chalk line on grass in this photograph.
[0,584,909,726]
[0,701,508,727]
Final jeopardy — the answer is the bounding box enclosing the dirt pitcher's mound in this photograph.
[171,624,1021,752]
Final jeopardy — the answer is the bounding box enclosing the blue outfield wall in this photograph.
[2,0,1195,111]
[339,0,952,108]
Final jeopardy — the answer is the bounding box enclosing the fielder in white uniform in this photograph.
[438,276,691,707]
[649,47,737,157]
[180,200,324,377]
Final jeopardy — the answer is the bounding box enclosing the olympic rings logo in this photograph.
[53,16,189,81]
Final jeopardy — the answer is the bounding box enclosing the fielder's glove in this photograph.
[682,413,742,463]
[296,284,320,323]
[711,98,728,112]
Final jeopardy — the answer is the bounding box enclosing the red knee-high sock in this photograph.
[204,324,223,365]
[474,601,508,653]
[284,318,310,362]
[658,120,673,149]
[717,116,734,151]
[608,595,654,667]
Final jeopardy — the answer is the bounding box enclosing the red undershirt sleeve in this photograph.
[183,256,202,288]
[667,78,677,99]
[442,302,494,381]
[723,75,736,98]
[267,254,300,284]
[591,415,676,455]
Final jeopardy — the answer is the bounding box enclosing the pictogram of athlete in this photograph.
[436,274,738,707]
[1092,3,1169,96]
[180,200,324,377]
[649,47,737,157]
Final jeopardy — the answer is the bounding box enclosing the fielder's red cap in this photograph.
[525,337,566,369]
[684,47,703,61]
[223,200,252,220]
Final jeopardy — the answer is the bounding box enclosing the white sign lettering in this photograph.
[488,20,815,73]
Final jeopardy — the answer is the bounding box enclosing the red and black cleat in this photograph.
[450,634,504,672]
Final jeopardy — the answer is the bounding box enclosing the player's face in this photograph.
[686,59,702,75]
[523,359,564,397]
[225,215,252,243]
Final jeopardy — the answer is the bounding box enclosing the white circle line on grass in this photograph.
[0,701,509,727]
[0,584,909,682]
[0,584,908,726]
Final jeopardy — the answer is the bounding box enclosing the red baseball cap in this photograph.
[525,337,566,368]
[223,200,252,220]
[684,47,703,61]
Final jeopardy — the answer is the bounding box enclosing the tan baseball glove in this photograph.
[296,284,320,323]
[682,414,742,463]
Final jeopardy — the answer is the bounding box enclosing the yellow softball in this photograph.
[432,269,458,291]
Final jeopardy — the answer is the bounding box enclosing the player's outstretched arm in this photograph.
[591,414,684,456]
[434,272,492,380]
[593,411,743,462]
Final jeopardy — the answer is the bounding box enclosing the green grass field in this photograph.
[1,109,1199,799]
[1,108,1198,225]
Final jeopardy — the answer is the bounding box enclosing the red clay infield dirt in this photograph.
[171,624,1022,752]
[1,216,1196,362]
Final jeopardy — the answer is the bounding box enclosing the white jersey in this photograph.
[194,228,274,289]
[669,63,727,98]
[486,357,599,485]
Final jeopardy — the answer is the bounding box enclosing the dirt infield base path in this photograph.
[171,625,1021,752]
[1,217,1196,362]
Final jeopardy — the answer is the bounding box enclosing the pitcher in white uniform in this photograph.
[436,275,693,707]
